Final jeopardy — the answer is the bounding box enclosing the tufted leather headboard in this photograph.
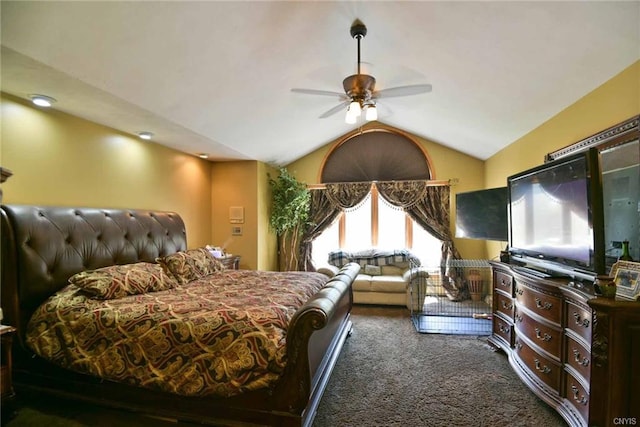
[1,205,187,344]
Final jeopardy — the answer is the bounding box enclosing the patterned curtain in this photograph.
[404,185,465,301]
[324,182,372,209]
[376,180,428,209]
[299,182,372,271]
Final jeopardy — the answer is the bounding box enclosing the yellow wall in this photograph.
[286,122,489,260]
[210,161,278,270]
[0,93,213,248]
[211,161,256,270]
[484,60,640,258]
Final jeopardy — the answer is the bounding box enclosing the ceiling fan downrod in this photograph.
[350,19,367,75]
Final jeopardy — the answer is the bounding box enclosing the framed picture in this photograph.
[610,261,640,300]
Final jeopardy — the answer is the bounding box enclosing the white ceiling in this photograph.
[1,1,638,165]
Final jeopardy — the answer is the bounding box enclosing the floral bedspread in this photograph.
[26,270,329,398]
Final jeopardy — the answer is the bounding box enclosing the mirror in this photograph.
[546,115,639,271]
[601,139,639,263]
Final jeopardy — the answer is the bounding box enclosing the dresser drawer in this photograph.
[514,307,561,359]
[493,315,513,348]
[494,292,515,319]
[514,337,561,393]
[515,283,562,325]
[564,334,591,383]
[494,271,513,296]
[564,370,590,425]
[565,301,592,344]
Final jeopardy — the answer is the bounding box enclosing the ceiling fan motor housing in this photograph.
[343,74,376,103]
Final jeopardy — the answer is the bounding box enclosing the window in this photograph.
[344,195,372,250]
[312,187,442,268]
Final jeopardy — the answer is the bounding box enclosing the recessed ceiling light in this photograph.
[29,94,56,107]
[138,132,153,140]
[198,153,209,159]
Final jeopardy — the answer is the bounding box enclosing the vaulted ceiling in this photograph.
[1,1,638,165]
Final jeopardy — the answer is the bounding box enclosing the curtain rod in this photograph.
[307,179,453,190]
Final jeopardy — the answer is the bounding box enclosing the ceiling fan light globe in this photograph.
[348,101,361,117]
[365,105,378,121]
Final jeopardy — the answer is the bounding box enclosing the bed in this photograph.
[0,204,359,426]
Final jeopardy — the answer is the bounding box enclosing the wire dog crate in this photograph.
[410,259,493,335]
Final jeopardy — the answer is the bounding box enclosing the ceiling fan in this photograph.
[291,19,432,123]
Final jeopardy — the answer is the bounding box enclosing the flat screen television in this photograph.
[455,187,508,241]
[507,148,605,279]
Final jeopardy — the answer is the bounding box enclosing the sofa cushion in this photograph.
[364,264,382,275]
[328,249,420,268]
[370,275,407,292]
[380,265,404,276]
[353,274,373,291]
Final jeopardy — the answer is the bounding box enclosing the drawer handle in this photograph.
[534,359,551,374]
[514,339,523,350]
[573,349,590,367]
[515,313,523,323]
[499,324,509,334]
[535,298,553,310]
[571,385,588,405]
[515,287,523,296]
[501,300,513,310]
[573,312,590,328]
[535,328,552,342]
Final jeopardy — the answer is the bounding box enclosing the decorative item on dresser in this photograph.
[611,261,640,300]
[488,262,640,427]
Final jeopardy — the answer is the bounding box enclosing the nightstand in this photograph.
[219,255,241,270]
[1,324,17,423]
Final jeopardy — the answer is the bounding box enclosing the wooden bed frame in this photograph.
[1,204,358,426]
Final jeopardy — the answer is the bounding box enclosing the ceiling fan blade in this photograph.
[291,88,347,99]
[372,84,432,99]
[319,100,350,119]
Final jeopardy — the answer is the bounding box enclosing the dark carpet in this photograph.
[313,305,567,427]
[3,305,567,427]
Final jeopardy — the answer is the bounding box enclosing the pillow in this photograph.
[364,264,382,276]
[381,265,404,276]
[157,247,225,284]
[69,262,178,299]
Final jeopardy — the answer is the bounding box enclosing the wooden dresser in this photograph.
[489,262,640,427]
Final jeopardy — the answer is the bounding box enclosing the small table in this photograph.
[219,255,241,270]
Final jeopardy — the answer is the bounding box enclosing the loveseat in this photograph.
[317,249,429,310]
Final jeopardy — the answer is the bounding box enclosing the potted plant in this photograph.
[268,168,311,271]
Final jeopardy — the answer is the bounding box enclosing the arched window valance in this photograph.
[321,129,432,183]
